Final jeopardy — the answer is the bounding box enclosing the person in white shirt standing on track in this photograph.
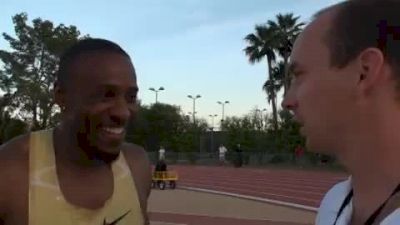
[158,146,166,160]
[282,0,400,224]
[218,144,227,165]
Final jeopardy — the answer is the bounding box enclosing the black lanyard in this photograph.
[333,183,400,225]
[333,189,353,225]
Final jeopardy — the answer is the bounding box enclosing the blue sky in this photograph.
[1,0,341,125]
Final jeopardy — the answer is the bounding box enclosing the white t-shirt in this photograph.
[219,146,227,156]
[159,148,165,159]
[316,178,400,225]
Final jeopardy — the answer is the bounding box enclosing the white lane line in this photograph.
[181,180,326,196]
[180,183,320,204]
[179,186,318,212]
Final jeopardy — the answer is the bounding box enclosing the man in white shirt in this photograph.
[218,144,227,164]
[282,0,400,224]
[159,146,165,160]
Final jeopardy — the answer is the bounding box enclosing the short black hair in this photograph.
[57,38,131,87]
[314,0,400,78]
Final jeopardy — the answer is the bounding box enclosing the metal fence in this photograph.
[147,151,341,169]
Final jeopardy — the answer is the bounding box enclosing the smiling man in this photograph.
[282,0,400,224]
[0,39,151,225]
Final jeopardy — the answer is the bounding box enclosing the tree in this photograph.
[0,13,84,130]
[244,25,280,131]
[0,94,27,144]
[267,13,304,94]
[126,103,208,153]
[0,115,27,144]
[263,62,284,121]
[127,103,181,151]
[278,109,304,151]
[0,94,11,118]
[221,112,268,152]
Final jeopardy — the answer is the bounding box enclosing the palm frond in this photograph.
[243,46,263,64]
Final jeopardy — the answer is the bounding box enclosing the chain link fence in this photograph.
[148,151,342,170]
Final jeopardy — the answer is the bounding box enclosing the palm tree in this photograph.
[269,61,285,86]
[263,62,284,130]
[268,13,304,94]
[244,25,280,131]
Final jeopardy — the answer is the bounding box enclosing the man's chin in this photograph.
[96,137,124,151]
[92,140,123,163]
[94,148,121,164]
[76,131,122,164]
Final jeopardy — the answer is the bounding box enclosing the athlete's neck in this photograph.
[54,125,111,169]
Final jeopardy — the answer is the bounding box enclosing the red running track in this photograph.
[167,165,347,208]
[150,212,310,225]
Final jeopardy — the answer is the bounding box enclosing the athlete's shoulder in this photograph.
[0,133,30,158]
[121,142,149,163]
[121,142,151,178]
[316,178,351,225]
[0,133,30,180]
[0,133,30,222]
[120,142,151,224]
[122,142,146,155]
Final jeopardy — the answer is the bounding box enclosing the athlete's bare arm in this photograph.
[123,143,152,225]
[0,134,30,225]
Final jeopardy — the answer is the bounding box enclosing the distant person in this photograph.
[319,154,330,165]
[159,146,166,160]
[0,39,151,224]
[233,144,243,168]
[154,159,167,172]
[218,144,227,165]
[282,0,400,224]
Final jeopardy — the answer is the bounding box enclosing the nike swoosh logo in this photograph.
[103,210,131,225]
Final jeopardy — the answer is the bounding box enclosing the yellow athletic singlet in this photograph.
[29,129,144,225]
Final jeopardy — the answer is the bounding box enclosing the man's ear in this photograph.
[356,48,385,93]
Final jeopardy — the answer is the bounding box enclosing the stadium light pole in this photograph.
[149,87,165,103]
[187,94,201,123]
[209,114,218,152]
[217,100,229,122]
